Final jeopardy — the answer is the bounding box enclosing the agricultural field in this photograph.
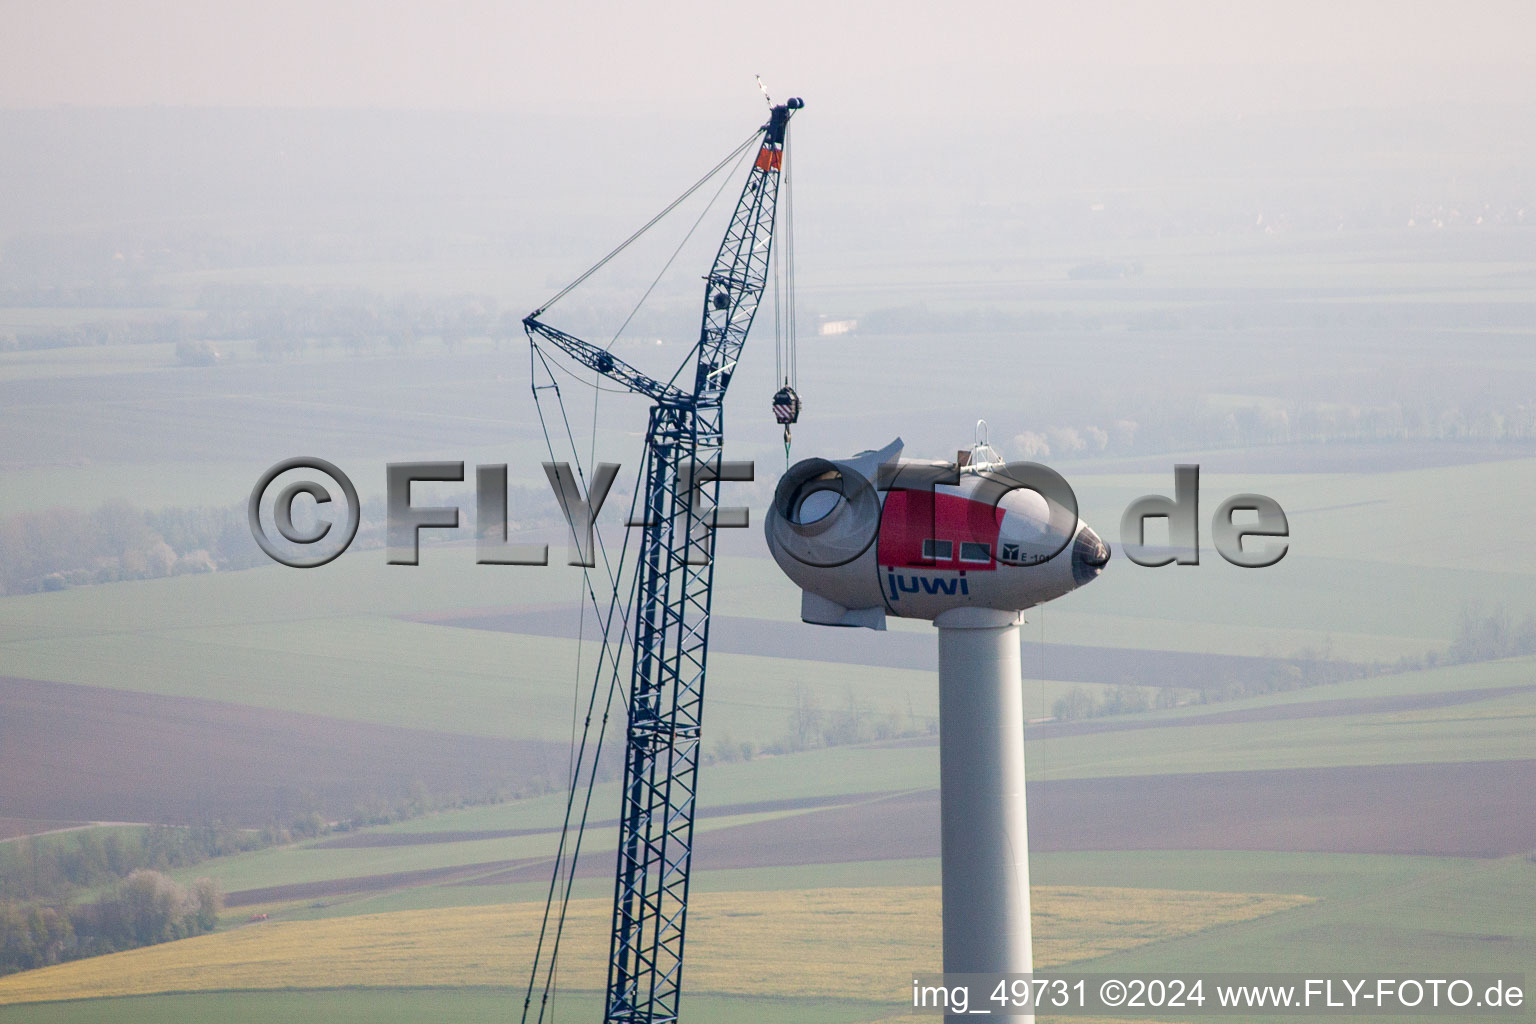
[4,433,1534,1022]
[3,99,1535,1024]
[0,885,1313,1006]
[0,991,891,1024]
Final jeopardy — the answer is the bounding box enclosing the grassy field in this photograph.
[21,844,1519,1022]
[162,803,821,896]
[1021,664,1536,781]
[224,857,952,921]
[1033,849,1536,972]
[2,536,1527,759]
[0,885,1310,1007]
[3,207,1534,1024]
[0,989,893,1024]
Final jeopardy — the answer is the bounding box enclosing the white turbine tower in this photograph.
[764,429,1109,1023]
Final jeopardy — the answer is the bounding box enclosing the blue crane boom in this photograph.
[522,96,801,1024]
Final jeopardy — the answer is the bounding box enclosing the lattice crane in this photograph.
[523,95,802,1024]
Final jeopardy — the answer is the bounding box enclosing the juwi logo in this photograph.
[886,572,971,602]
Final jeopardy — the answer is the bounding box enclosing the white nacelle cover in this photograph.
[765,439,1106,628]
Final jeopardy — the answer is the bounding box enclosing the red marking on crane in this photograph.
[877,490,1002,571]
[755,148,783,172]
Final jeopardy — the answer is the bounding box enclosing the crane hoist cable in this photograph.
[771,124,801,467]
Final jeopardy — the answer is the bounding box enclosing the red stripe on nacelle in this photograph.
[877,489,1002,571]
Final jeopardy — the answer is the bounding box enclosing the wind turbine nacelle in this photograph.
[764,439,1108,629]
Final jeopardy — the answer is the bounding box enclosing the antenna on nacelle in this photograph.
[965,418,1006,474]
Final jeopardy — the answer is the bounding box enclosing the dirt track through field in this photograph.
[0,817,86,841]
[310,791,882,848]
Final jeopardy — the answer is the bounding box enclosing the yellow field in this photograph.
[0,886,1311,1006]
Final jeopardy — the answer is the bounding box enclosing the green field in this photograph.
[0,989,892,1024]
[4,140,1536,1024]
[4,434,1534,1020]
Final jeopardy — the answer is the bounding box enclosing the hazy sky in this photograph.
[3,0,1532,117]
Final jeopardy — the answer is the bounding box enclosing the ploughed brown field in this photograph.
[681,760,1536,863]
[0,675,566,827]
[219,759,1536,905]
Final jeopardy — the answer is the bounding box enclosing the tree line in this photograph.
[706,685,936,766]
[0,499,262,595]
[1050,605,1536,722]
[0,870,220,976]
[0,780,538,977]
[0,482,557,595]
[0,824,265,906]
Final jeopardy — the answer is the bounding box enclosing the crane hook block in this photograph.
[772,385,802,425]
